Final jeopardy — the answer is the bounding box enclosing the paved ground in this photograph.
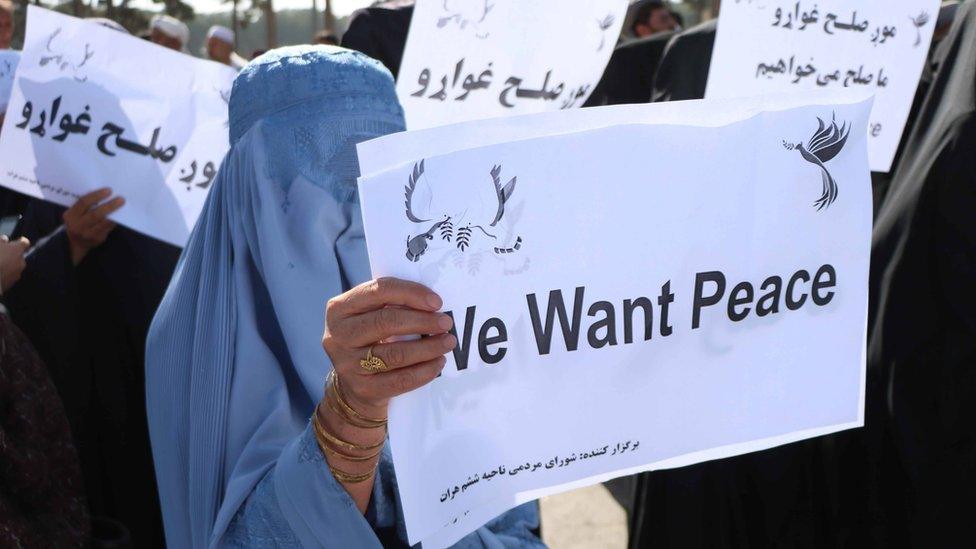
[539,479,631,549]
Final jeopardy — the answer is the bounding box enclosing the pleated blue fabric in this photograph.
[144,46,541,548]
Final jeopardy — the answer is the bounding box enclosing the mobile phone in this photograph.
[0,214,22,238]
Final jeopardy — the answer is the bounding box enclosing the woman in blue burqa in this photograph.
[145,46,542,548]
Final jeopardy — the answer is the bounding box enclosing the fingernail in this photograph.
[426,293,443,310]
[443,334,457,350]
[438,314,453,330]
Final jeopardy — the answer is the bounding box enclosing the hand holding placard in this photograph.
[0,7,236,247]
[317,277,456,512]
[357,92,873,546]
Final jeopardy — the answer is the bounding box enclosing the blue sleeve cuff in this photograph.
[271,422,386,548]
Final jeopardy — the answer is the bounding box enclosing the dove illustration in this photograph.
[438,0,494,36]
[38,28,94,82]
[784,114,850,211]
[403,160,519,262]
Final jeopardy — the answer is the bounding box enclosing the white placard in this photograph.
[0,7,236,247]
[0,50,19,112]
[705,0,940,173]
[358,93,872,545]
[396,0,627,130]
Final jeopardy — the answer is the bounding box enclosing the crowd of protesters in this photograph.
[1,0,974,547]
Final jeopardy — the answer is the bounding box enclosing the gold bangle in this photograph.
[313,405,386,452]
[331,371,388,426]
[322,441,382,462]
[330,371,388,427]
[311,408,380,484]
[311,413,382,462]
[326,389,386,430]
[329,465,375,484]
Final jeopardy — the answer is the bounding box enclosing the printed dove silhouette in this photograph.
[38,28,94,82]
[784,114,850,211]
[404,160,519,262]
[438,0,494,36]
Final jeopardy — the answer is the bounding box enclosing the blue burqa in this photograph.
[145,46,541,548]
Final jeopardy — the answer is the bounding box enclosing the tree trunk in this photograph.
[311,0,318,34]
[72,0,82,16]
[232,0,240,49]
[106,0,115,19]
[264,0,278,49]
[702,0,719,20]
[164,0,176,16]
[324,0,336,33]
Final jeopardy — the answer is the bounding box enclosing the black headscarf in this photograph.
[585,31,675,107]
[341,2,414,79]
[0,189,178,547]
[651,19,716,102]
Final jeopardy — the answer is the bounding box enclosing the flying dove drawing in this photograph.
[438,0,494,36]
[784,114,850,211]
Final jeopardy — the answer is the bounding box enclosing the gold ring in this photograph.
[359,345,388,373]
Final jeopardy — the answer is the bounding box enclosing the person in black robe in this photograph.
[0,311,90,547]
[341,1,414,79]
[650,19,717,103]
[584,31,675,107]
[860,2,976,545]
[0,186,179,547]
[632,5,971,547]
[863,1,961,215]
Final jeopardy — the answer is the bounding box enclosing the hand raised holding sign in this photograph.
[63,187,125,265]
[317,277,456,511]
[0,235,30,294]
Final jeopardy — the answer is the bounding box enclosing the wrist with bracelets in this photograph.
[312,371,388,484]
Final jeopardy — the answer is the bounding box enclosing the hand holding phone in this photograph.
[0,214,21,239]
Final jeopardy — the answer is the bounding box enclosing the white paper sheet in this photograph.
[0,7,236,247]
[357,93,873,545]
[705,0,940,172]
[396,0,627,130]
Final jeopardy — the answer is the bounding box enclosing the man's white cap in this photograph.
[150,14,190,47]
[207,25,235,45]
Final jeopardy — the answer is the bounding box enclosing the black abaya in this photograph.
[0,189,179,547]
[865,2,976,544]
